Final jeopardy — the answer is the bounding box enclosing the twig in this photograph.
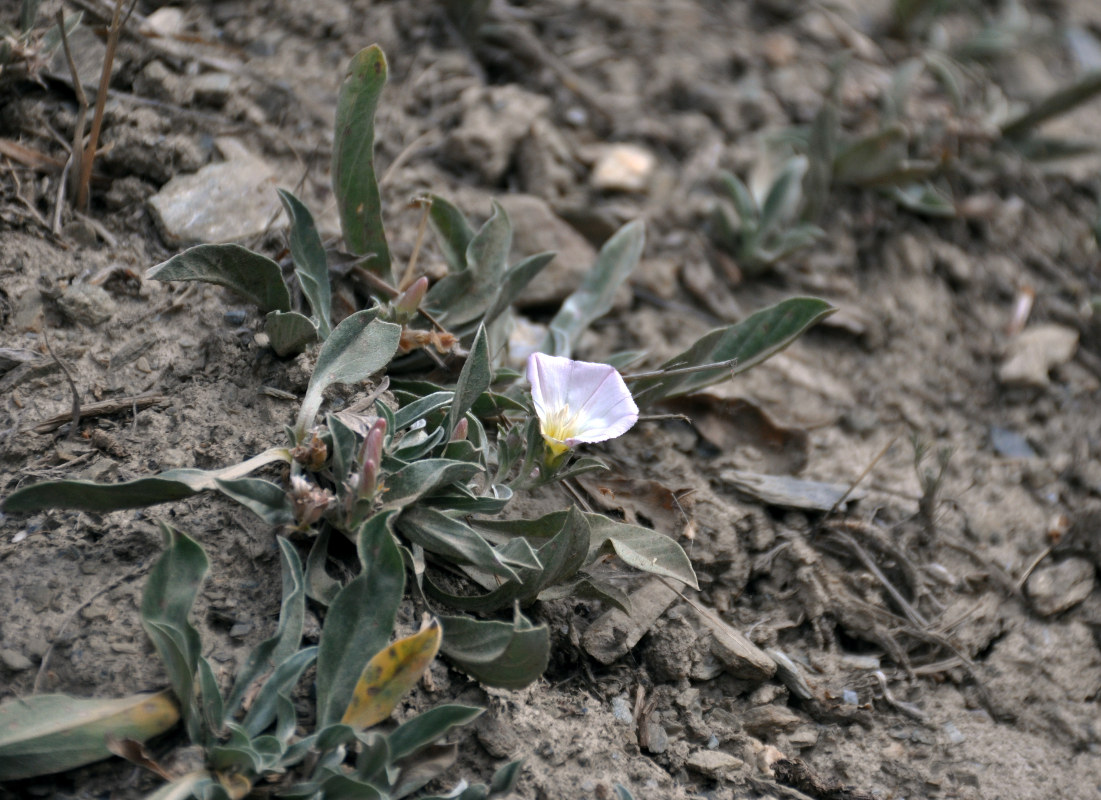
[56,9,88,204]
[1014,545,1052,593]
[76,0,139,209]
[32,393,168,434]
[824,437,895,520]
[40,322,81,442]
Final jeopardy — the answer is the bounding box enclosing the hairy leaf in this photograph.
[0,691,179,780]
[265,310,318,357]
[629,297,835,402]
[333,45,392,282]
[387,705,484,762]
[278,188,332,339]
[296,308,401,436]
[147,244,291,313]
[316,511,404,727]
[439,611,549,689]
[447,324,491,436]
[544,220,644,357]
[342,619,442,730]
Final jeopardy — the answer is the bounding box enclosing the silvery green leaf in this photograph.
[381,459,483,510]
[758,155,808,237]
[296,308,401,437]
[397,507,519,582]
[147,244,291,313]
[333,45,391,282]
[447,325,491,436]
[387,705,484,761]
[225,538,306,720]
[315,511,404,727]
[428,194,475,272]
[439,610,549,689]
[305,527,341,606]
[890,182,956,217]
[278,189,332,339]
[424,202,512,328]
[214,477,294,526]
[716,169,758,225]
[265,310,318,356]
[543,220,644,358]
[481,251,556,325]
[394,391,454,429]
[328,413,359,486]
[628,297,835,402]
[241,647,318,738]
[140,523,209,744]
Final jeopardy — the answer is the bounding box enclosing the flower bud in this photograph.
[393,276,428,318]
[450,417,468,442]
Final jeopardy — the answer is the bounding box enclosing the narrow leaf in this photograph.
[2,448,291,513]
[278,189,332,339]
[147,244,291,313]
[341,619,442,730]
[296,309,401,436]
[316,511,405,727]
[387,705,483,761]
[629,297,835,402]
[214,477,294,526]
[140,524,209,743]
[333,45,392,282]
[447,325,491,436]
[428,194,475,272]
[397,507,519,582]
[0,691,179,780]
[544,220,645,357]
[225,538,307,719]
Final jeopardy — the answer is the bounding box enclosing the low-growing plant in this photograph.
[1,43,835,790]
[707,155,825,276]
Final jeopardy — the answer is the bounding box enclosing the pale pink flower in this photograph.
[526,353,639,457]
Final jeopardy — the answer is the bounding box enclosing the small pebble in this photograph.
[224,309,248,326]
[1,648,34,672]
[611,695,633,724]
[943,721,966,744]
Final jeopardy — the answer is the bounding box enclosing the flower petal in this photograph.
[527,353,638,446]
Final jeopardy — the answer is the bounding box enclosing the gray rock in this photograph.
[0,648,34,672]
[1027,557,1096,616]
[582,577,678,665]
[443,85,551,183]
[700,611,776,681]
[686,749,744,779]
[149,138,284,245]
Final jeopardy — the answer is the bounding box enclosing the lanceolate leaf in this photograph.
[296,308,402,437]
[629,297,835,403]
[381,459,484,510]
[214,477,294,526]
[424,202,512,328]
[428,194,475,272]
[439,611,549,689]
[398,507,519,582]
[278,188,332,339]
[0,691,179,780]
[544,220,645,358]
[147,244,291,313]
[447,325,491,436]
[341,619,442,730]
[225,538,307,720]
[1,448,291,513]
[333,45,391,281]
[316,511,405,728]
[140,523,209,743]
[387,705,484,761]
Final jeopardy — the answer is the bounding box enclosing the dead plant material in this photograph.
[31,393,168,434]
[772,758,877,800]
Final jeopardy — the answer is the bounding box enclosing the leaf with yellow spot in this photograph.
[341,618,442,730]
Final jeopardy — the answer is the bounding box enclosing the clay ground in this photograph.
[2,0,1101,798]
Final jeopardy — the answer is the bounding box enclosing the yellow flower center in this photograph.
[540,403,582,457]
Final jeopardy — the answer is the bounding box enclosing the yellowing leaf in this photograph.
[341,619,442,730]
[0,690,179,780]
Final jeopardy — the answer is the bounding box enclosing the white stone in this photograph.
[591,144,656,192]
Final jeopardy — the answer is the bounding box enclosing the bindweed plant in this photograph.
[140,523,515,799]
[2,42,834,788]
